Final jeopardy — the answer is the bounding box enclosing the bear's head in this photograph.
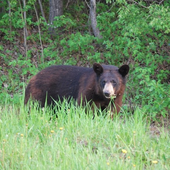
[93,63,129,99]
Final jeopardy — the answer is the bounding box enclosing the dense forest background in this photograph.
[0,0,169,117]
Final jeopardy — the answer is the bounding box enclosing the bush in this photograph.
[96,2,170,116]
[0,1,169,117]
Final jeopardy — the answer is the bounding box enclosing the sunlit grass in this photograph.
[0,98,169,170]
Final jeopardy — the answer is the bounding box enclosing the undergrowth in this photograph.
[0,1,170,117]
[0,99,169,169]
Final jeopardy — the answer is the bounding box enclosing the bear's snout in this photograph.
[104,91,111,98]
[103,82,115,99]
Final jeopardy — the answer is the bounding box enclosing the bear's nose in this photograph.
[104,92,110,98]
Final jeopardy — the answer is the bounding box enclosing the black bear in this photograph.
[24,63,129,115]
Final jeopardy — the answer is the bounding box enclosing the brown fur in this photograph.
[24,63,129,115]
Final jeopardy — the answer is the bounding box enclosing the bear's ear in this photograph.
[118,65,129,77]
[93,63,103,75]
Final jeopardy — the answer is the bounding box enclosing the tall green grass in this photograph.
[0,99,169,170]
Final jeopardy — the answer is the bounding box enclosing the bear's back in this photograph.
[25,65,94,106]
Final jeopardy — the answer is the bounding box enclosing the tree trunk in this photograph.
[7,0,12,39]
[0,1,4,14]
[89,0,102,38]
[38,0,47,23]
[49,0,63,35]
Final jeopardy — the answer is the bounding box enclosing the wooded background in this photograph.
[0,0,170,117]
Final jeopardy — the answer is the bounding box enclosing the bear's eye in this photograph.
[111,80,116,85]
[102,80,106,86]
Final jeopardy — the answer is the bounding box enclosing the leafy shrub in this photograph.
[97,2,170,116]
[0,1,169,117]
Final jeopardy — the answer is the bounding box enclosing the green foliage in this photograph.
[60,32,98,64]
[149,5,170,33]
[53,15,77,30]
[0,1,169,117]
[97,3,170,116]
[129,67,170,117]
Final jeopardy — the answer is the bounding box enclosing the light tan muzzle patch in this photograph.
[103,82,116,99]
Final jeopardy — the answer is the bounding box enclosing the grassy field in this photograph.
[0,99,169,170]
